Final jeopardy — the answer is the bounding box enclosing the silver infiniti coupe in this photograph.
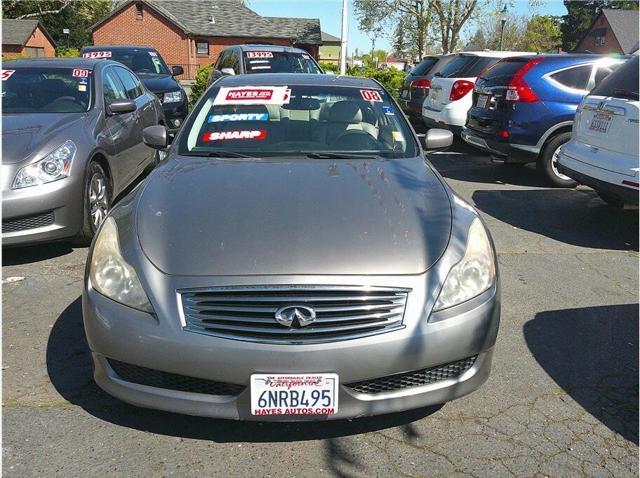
[83,74,500,420]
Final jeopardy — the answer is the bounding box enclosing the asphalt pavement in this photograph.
[3,143,638,477]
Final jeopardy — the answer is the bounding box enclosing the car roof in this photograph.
[457,51,535,58]
[2,57,108,69]
[217,73,382,89]
[80,45,156,52]
[236,44,309,55]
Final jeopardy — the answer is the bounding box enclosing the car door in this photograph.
[113,66,150,178]
[101,67,139,193]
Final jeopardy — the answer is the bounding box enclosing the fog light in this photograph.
[498,130,509,139]
[172,119,181,127]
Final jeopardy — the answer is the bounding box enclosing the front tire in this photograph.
[537,132,577,188]
[76,162,111,245]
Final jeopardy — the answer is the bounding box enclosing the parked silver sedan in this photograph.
[2,58,163,245]
[83,74,500,420]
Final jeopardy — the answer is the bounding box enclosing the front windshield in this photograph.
[2,67,93,113]
[83,49,170,75]
[178,84,418,158]
[243,51,322,74]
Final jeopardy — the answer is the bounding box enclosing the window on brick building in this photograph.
[135,2,143,19]
[593,28,606,47]
[196,40,209,56]
[24,47,44,57]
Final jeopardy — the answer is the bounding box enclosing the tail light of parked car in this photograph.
[505,57,544,103]
[449,80,475,101]
[411,79,431,98]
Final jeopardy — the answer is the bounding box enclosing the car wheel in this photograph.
[76,162,111,245]
[597,191,624,208]
[537,132,577,188]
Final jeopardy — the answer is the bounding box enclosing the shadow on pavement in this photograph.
[2,242,77,266]
[472,188,639,251]
[47,297,442,442]
[524,304,639,443]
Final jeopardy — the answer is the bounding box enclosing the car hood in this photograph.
[137,74,179,93]
[1,113,86,165]
[137,156,452,276]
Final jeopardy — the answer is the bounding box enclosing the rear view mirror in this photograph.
[171,65,184,76]
[143,125,167,149]
[220,68,236,76]
[108,99,136,114]
[421,129,453,151]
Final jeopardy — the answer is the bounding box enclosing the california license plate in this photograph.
[250,373,339,416]
[589,113,612,134]
[476,94,489,108]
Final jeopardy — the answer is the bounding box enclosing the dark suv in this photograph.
[80,46,188,134]
[399,55,454,121]
[462,54,626,186]
[208,44,322,85]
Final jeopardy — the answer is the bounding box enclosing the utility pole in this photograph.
[340,0,348,75]
[498,5,507,51]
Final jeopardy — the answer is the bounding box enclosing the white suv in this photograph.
[422,51,533,134]
[557,55,639,207]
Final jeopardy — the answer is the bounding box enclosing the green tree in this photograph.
[519,15,561,52]
[2,0,112,50]
[189,64,213,106]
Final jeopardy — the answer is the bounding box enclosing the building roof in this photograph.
[2,18,55,47]
[321,31,341,43]
[601,9,639,54]
[92,0,322,45]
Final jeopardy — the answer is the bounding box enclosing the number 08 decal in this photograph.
[360,89,383,102]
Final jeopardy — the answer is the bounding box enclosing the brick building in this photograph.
[2,19,56,58]
[91,0,322,78]
[575,9,639,55]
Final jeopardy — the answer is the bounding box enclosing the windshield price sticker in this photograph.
[72,69,90,78]
[382,105,395,115]
[361,89,383,102]
[214,86,291,106]
[203,130,267,141]
[302,54,311,60]
[246,51,274,58]
[148,51,158,57]
[208,113,269,123]
[250,66,272,70]
[82,51,112,59]
[251,374,339,416]
[1,69,15,81]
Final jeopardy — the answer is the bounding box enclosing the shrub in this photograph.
[189,64,213,106]
[346,66,405,98]
[319,62,339,73]
[56,47,80,58]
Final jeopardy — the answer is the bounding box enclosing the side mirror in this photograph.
[143,125,167,150]
[108,99,136,114]
[220,68,235,76]
[171,65,184,76]
[421,129,453,151]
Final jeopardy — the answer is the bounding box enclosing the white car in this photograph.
[557,55,639,207]
[422,51,533,133]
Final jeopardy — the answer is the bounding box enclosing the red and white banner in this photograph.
[1,69,15,81]
[246,51,274,59]
[82,51,112,59]
[213,86,290,106]
[202,130,267,141]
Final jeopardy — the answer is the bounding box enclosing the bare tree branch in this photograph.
[16,0,72,19]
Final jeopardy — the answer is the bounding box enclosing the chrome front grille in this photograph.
[179,285,410,344]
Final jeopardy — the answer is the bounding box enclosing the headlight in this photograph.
[163,90,183,103]
[89,217,153,313]
[434,218,495,311]
[12,141,76,189]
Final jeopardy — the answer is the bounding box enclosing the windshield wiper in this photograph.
[612,88,639,100]
[183,151,255,158]
[305,152,380,159]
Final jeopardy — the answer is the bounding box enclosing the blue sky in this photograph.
[248,0,568,55]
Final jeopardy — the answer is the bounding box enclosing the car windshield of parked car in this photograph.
[590,56,639,100]
[179,84,417,158]
[243,52,321,74]
[437,55,496,78]
[2,67,93,113]
[85,50,170,75]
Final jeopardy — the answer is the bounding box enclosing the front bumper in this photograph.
[162,99,188,134]
[83,275,500,420]
[461,127,539,163]
[2,174,83,246]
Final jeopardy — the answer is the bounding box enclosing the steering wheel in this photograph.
[330,130,380,150]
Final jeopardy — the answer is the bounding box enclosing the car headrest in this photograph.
[328,101,363,123]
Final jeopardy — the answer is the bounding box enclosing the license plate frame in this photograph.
[476,94,489,109]
[250,373,339,417]
[589,113,612,134]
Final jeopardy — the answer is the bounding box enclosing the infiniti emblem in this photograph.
[274,305,316,328]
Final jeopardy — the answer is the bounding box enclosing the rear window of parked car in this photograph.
[478,58,529,86]
[436,55,497,78]
[410,57,439,76]
[590,56,639,100]
[243,52,321,74]
[550,64,592,90]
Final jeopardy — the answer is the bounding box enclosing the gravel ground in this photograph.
[3,143,638,477]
